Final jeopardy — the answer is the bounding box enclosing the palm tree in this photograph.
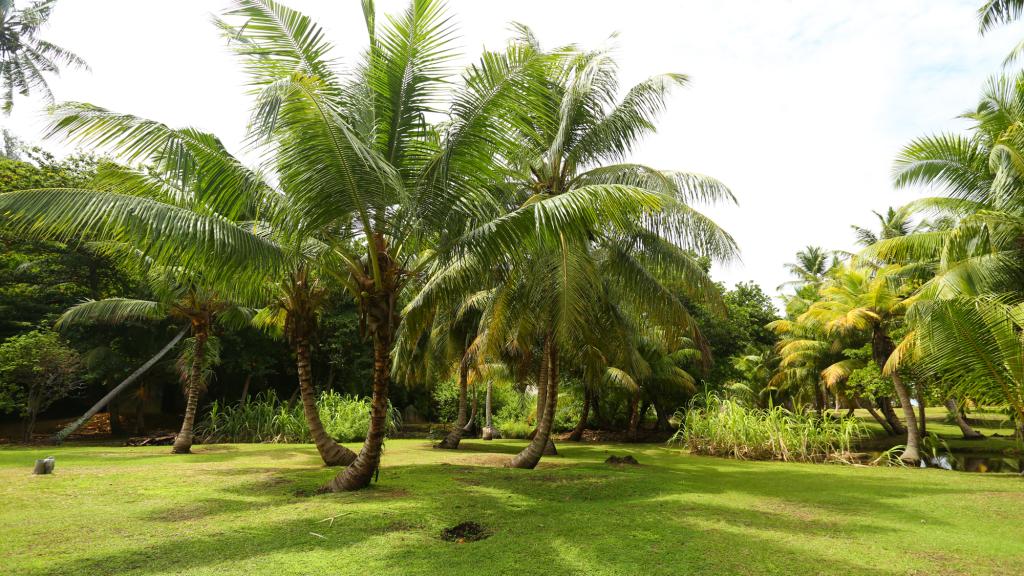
[0,0,87,112]
[56,264,245,453]
[799,265,922,462]
[979,0,1024,33]
[851,206,922,248]
[779,246,834,291]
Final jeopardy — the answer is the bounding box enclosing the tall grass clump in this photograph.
[671,393,865,463]
[196,390,400,444]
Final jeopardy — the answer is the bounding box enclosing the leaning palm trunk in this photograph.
[507,338,558,469]
[437,353,471,449]
[568,389,590,441]
[172,328,207,454]
[482,379,495,440]
[856,397,893,435]
[877,397,906,435]
[55,327,188,445]
[945,398,984,439]
[296,337,356,466]
[327,330,392,491]
[890,372,921,463]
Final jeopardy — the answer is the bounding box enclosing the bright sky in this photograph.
[3,0,1022,302]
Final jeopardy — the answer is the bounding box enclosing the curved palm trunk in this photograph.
[437,352,471,450]
[568,388,590,441]
[296,337,357,466]
[55,328,187,445]
[508,338,558,469]
[527,356,548,441]
[327,332,392,491]
[857,397,893,435]
[945,397,984,439]
[172,327,207,454]
[890,372,921,463]
[877,397,906,435]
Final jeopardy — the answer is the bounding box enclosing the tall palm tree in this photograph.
[979,0,1024,33]
[851,206,922,247]
[0,0,87,112]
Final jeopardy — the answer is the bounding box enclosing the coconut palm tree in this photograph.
[979,0,1024,33]
[779,246,834,291]
[56,263,245,453]
[0,0,87,112]
[798,265,922,462]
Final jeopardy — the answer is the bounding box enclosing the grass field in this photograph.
[2,439,1023,576]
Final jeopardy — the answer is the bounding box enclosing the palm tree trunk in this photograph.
[916,385,927,437]
[527,355,548,441]
[945,397,984,439]
[627,393,640,442]
[172,327,207,454]
[437,351,471,450]
[877,397,906,434]
[54,328,188,444]
[508,336,558,469]
[240,373,252,406]
[568,388,590,441]
[482,379,495,440]
[296,337,356,466]
[327,330,392,491]
[890,372,921,463]
[857,397,893,435]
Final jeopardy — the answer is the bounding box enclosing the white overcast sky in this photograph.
[3,0,1022,302]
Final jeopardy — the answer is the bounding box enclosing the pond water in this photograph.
[920,452,1022,474]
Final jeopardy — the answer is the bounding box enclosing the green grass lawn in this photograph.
[2,439,1022,576]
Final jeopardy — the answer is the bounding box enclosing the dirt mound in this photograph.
[441,521,490,542]
[605,455,640,466]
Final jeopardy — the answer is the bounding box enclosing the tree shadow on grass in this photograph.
[22,442,1024,576]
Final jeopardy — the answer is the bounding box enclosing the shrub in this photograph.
[195,390,400,444]
[0,330,83,441]
[671,393,865,463]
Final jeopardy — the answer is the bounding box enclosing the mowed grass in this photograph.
[2,440,1023,576]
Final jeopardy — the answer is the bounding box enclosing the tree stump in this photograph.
[33,457,55,475]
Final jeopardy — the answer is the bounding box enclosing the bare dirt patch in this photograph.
[440,521,490,542]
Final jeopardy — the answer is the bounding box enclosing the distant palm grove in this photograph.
[2,0,1024,478]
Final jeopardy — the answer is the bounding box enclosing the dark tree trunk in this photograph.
[508,336,558,469]
[240,373,252,406]
[328,329,393,491]
[134,388,146,434]
[877,397,906,435]
[945,397,984,439]
[567,388,590,441]
[437,349,471,450]
[172,325,207,454]
[296,337,356,466]
[627,393,640,442]
[109,399,126,436]
[857,397,893,435]
[654,401,671,431]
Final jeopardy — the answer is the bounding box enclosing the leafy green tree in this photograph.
[0,328,81,440]
[0,0,87,112]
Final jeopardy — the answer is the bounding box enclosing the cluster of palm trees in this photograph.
[762,3,1024,464]
[0,0,735,490]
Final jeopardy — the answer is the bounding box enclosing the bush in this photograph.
[671,393,865,463]
[195,390,400,444]
[0,330,83,441]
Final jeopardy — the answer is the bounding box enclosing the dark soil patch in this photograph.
[605,455,640,466]
[440,521,490,542]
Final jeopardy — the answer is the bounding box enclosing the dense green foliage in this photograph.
[0,328,81,438]
[195,390,400,444]
[673,394,865,462]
